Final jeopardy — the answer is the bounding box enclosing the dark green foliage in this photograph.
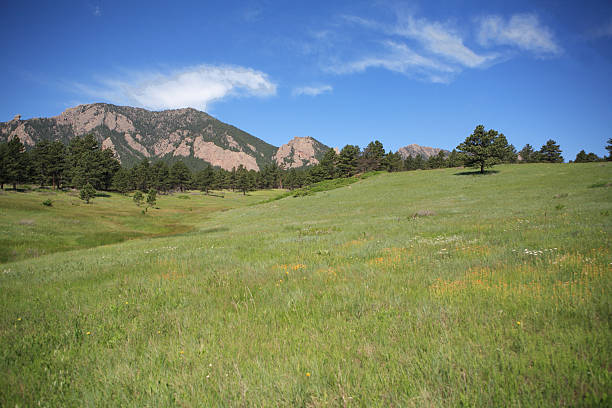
[457,125,512,173]
[133,191,144,206]
[111,168,133,194]
[67,134,120,189]
[194,165,215,193]
[519,144,537,163]
[539,139,563,163]
[426,151,447,169]
[79,183,96,204]
[606,138,612,161]
[319,148,338,179]
[574,150,601,163]
[4,137,28,189]
[146,189,157,208]
[383,151,403,172]
[360,140,385,172]
[169,161,191,191]
[42,199,53,207]
[446,149,465,167]
[337,145,360,177]
[236,165,251,195]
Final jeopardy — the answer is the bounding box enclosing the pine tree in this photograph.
[337,145,360,177]
[519,144,536,163]
[111,168,133,193]
[170,161,191,191]
[146,189,157,209]
[319,148,338,179]
[539,139,563,163]
[79,183,96,204]
[606,138,612,161]
[5,137,28,189]
[194,165,215,193]
[361,141,385,172]
[456,125,510,173]
[133,191,144,206]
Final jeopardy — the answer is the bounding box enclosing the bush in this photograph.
[42,199,53,207]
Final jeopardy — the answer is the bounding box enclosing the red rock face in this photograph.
[273,136,328,169]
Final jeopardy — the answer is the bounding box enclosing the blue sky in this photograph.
[1,0,611,159]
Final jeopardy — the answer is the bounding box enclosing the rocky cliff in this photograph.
[273,136,329,169]
[397,144,449,159]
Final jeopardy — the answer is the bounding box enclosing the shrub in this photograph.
[42,199,53,207]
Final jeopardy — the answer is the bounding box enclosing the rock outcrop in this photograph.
[273,136,329,169]
[397,144,449,159]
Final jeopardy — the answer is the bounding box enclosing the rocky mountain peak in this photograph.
[273,136,329,169]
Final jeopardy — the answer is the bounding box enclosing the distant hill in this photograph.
[397,144,449,159]
[0,104,327,171]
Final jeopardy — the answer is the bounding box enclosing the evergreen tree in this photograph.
[383,151,403,172]
[150,161,170,192]
[5,137,28,189]
[170,161,191,191]
[606,138,612,161]
[30,140,52,187]
[539,139,563,163]
[236,165,251,195]
[132,159,151,191]
[67,134,119,189]
[319,148,338,179]
[79,182,96,204]
[194,165,215,193]
[456,125,510,173]
[0,142,7,189]
[446,149,464,167]
[427,151,447,169]
[133,191,144,206]
[111,168,133,193]
[146,188,157,209]
[47,141,67,189]
[519,144,536,163]
[361,140,385,171]
[337,145,360,177]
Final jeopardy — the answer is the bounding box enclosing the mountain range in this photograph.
[0,103,445,170]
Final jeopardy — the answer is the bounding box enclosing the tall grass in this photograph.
[0,163,610,406]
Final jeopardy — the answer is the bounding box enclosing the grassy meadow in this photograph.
[0,188,282,263]
[1,163,611,406]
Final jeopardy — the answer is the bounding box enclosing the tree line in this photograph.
[1,131,610,193]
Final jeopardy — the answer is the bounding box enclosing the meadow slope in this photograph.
[1,163,611,406]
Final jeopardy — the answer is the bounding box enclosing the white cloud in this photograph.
[292,84,333,96]
[393,15,494,68]
[336,12,494,83]
[93,5,101,16]
[76,65,277,111]
[329,41,456,83]
[478,14,562,55]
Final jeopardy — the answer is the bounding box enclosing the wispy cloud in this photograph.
[477,14,562,55]
[332,11,495,83]
[92,4,101,17]
[328,41,455,83]
[292,84,333,96]
[74,65,277,111]
[315,9,561,83]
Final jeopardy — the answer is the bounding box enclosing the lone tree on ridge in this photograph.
[456,125,511,173]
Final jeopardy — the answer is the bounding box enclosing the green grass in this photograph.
[1,163,611,406]
[0,188,282,263]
